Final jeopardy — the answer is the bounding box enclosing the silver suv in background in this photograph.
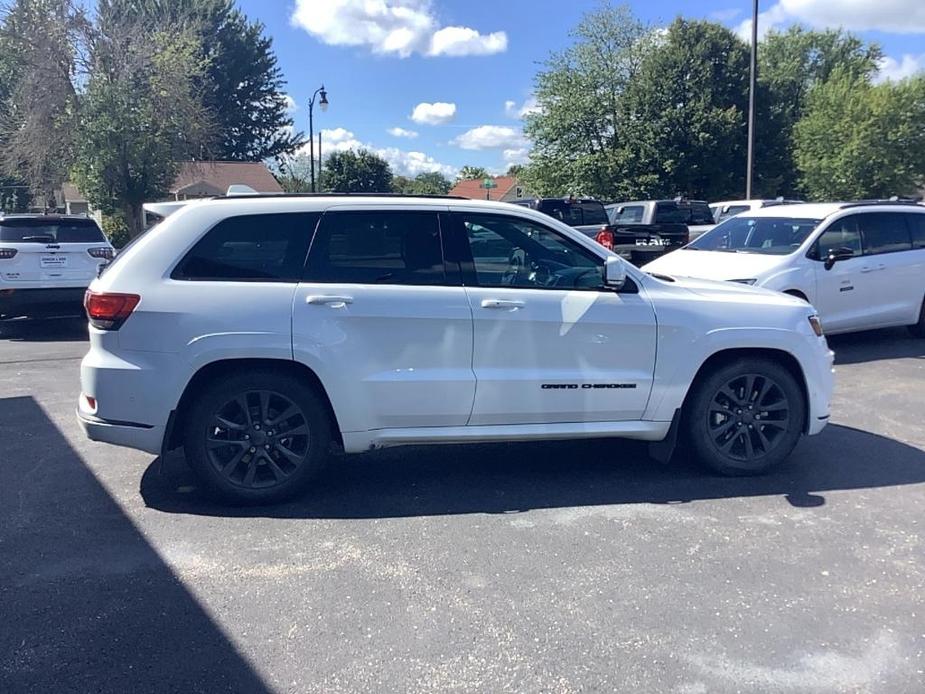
[0,214,114,319]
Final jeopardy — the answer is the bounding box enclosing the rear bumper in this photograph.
[76,410,165,455]
[0,287,86,317]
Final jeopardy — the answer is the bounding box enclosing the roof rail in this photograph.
[839,197,924,209]
[217,192,467,201]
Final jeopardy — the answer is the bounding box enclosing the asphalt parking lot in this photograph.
[1,317,924,693]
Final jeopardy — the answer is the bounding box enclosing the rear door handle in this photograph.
[306,295,353,307]
[481,299,525,309]
[860,266,874,273]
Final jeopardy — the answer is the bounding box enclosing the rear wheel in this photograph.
[908,297,925,338]
[684,358,805,476]
[183,370,332,504]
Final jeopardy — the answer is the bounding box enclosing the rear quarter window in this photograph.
[172,213,319,282]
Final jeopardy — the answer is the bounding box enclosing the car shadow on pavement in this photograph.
[0,316,88,343]
[141,423,925,520]
[0,396,270,693]
[829,327,925,365]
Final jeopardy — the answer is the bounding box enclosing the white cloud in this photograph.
[453,125,527,150]
[282,94,298,114]
[302,126,456,178]
[290,0,507,58]
[502,148,530,167]
[387,126,419,138]
[410,101,457,125]
[504,96,541,119]
[738,0,925,39]
[428,26,507,56]
[875,53,925,82]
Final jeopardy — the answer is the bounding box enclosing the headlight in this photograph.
[728,278,757,285]
[808,314,824,337]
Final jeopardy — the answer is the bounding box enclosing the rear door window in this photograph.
[612,205,644,223]
[304,211,448,285]
[173,213,319,282]
[858,212,913,255]
[690,203,714,225]
[654,202,687,224]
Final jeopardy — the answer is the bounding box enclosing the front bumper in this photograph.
[805,345,835,436]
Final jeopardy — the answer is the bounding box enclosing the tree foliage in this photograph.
[522,3,652,199]
[756,26,882,196]
[72,2,212,237]
[456,165,489,182]
[322,149,393,193]
[0,0,86,205]
[619,18,750,200]
[794,72,925,200]
[111,0,303,161]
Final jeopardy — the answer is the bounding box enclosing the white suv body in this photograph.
[78,196,834,503]
[644,202,925,336]
[0,215,114,318]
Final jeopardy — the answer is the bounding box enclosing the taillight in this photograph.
[595,227,614,250]
[0,248,17,259]
[88,247,114,260]
[84,290,140,330]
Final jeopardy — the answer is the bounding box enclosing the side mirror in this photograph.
[824,247,855,271]
[604,256,627,289]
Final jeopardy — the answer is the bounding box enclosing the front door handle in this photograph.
[860,266,874,273]
[481,299,525,309]
[306,295,353,307]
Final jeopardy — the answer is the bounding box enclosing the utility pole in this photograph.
[746,0,758,199]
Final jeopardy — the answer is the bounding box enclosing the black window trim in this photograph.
[171,211,321,283]
[301,209,462,287]
[447,210,637,294]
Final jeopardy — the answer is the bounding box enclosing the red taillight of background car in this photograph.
[84,290,140,330]
[0,248,17,259]
[595,227,614,250]
[88,247,115,260]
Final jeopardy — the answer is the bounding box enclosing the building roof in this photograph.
[449,175,519,201]
[172,161,282,194]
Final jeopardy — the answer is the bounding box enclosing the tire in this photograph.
[183,369,332,504]
[684,357,805,476]
[908,297,925,338]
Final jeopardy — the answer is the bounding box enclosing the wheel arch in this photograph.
[783,289,809,302]
[165,358,343,452]
[683,347,810,434]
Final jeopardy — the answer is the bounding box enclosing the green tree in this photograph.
[0,0,86,206]
[506,164,524,177]
[618,18,750,200]
[273,152,313,192]
[456,165,489,182]
[391,174,415,194]
[72,3,212,237]
[411,171,452,195]
[756,26,882,196]
[112,0,303,161]
[322,149,392,193]
[794,72,925,200]
[522,3,653,199]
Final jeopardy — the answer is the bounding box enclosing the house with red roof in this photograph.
[448,175,532,202]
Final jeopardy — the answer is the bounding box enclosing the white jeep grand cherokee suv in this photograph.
[78,195,834,504]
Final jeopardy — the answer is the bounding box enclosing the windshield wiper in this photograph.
[21,234,56,242]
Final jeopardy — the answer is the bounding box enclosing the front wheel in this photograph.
[684,358,805,476]
[183,370,332,504]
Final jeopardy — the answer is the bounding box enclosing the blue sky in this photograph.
[236,0,925,178]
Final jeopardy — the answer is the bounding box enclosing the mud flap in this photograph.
[648,408,681,464]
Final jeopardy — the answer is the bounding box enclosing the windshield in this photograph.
[688,216,822,255]
[0,218,106,243]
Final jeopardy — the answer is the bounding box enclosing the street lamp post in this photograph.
[746,0,758,199]
[308,85,328,193]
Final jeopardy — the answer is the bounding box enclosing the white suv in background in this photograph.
[0,214,114,319]
[78,195,834,504]
[645,202,925,336]
[710,199,802,224]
